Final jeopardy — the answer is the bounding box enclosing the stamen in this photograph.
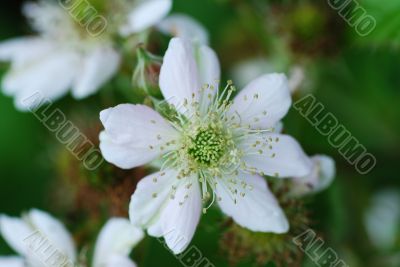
[156,80,279,209]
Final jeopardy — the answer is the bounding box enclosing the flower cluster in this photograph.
[0,209,143,267]
[0,0,336,264]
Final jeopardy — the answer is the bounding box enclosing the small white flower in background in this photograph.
[0,209,76,267]
[0,0,172,111]
[157,14,209,45]
[119,0,172,36]
[287,66,305,94]
[230,58,305,93]
[99,37,313,254]
[92,218,144,267]
[365,189,400,251]
[290,155,335,196]
[230,58,275,89]
[0,209,144,267]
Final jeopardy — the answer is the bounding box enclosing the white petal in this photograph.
[314,155,335,189]
[147,175,202,254]
[216,172,289,233]
[129,169,180,228]
[27,209,76,262]
[228,73,292,129]
[240,133,312,178]
[121,0,172,35]
[196,45,220,86]
[93,218,143,267]
[159,38,200,114]
[3,48,78,111]
[0,37,52,66]
[157,14,209,44]
[72,45,120,99]
[104,255,137,267]
[99,104,179,169]
[197,44,221,115]
[0,257,25,267]
[0,215,32,256]
[288,66,305,93]
[291,155,335,196]
[22,1,67,36]
[273,121,284,133]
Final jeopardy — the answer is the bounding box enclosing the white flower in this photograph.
[231,58,276,89]
[0,0,172,111]
[157,14,209,44]
[99,38,312,254]
[119,0,172,36]
[0,209,143,267]
[92,218,144,267]
[290,155,335,196]
[365,189,400,250]
[231,58,305,93]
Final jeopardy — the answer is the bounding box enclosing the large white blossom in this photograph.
[99,37,312,254]
[0,0,172,111]
[0,209,143,267]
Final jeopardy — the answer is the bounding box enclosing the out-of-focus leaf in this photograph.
[353,0,400,47]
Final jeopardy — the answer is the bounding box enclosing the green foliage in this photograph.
[354,0,400,47]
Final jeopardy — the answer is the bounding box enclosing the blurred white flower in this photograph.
[0,209,76,267]
[99,38,312,254]
[287,66,305,93]
[0,209,143,267]
[119,0,172,36]
[0,0,172,111]
[157,14,209,44]
[231,58,275,89]
[290,155,335,196]
[92,218,144,267]
[365,189,400,250]
[231,58,305,93]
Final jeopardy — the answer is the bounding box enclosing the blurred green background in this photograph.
[0,0,399,266]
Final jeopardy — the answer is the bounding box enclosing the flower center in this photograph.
[188,128,226,166]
